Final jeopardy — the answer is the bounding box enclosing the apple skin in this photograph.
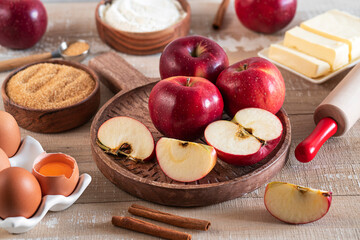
[208,137,281,166]
[0,0,47,49]
[148,76,224,141]
[216,57,285,117]
[235,0,297,34]
[204,114,283,166]
[264,182,332,224]
[159,35,229,83]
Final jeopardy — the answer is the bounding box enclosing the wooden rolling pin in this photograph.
[295,63,360,162]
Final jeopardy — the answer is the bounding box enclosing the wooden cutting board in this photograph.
[89,52,291,207]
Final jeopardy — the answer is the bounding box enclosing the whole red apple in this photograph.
[235,0,297,34]
[159,35,229,83]
[148,76,224,141]
[0,0,47,49]
[216,57,285,117]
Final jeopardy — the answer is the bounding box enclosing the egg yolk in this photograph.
[38,162,73,178]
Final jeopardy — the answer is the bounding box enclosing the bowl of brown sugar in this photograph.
[1,60,100,133]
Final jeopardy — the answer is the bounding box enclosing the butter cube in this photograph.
[284,27,349,70]
[269,44,331,78]
[301,9,360,61]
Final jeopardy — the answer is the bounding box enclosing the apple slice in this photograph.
[204,108,283,166]
[97,116,155,162]
[156,137,217,182]
[264,182,332,224]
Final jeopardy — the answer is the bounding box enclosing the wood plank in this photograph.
[1,196,359,239]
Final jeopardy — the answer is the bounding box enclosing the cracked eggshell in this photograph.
[32,152,79,197]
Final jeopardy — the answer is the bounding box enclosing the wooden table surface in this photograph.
[1,0,359,239]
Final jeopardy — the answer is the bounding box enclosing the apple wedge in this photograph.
[204,108,283,166]
[97,116,155,162]
[156,137,217,182]
[264,182,332,224]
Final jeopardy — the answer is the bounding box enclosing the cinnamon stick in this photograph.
[112,216,191,240]
[212,0,230,30]
[128,204,211,231]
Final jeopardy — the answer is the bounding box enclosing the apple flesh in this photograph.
[216,57,285,117]
[156,137,217,182]
[0,0,48,49]
[204,108,283,166]
[264,182,332,224]
[159,35,229,83]
[97,116,155,162]
[148,76,224,141]
[235,0,297,34]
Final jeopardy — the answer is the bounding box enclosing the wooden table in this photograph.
[1,0,359,239]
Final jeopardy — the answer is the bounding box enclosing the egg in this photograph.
[0,148,10,172]
[0,167,42,219]
[0,111,21,157]
[32,152,79,196]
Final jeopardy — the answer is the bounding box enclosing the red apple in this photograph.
[216,57,285,117]
[0,0,47,49]
[235,0,297,34]
[204,108,283,166]
[264,182,332,224]
[159,35,229,83]
[148,76,224,141]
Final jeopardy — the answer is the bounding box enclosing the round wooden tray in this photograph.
[90,82,291,207]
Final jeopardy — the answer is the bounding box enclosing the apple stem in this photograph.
[190,44,205,58]
[237,64,248,72]
[186,78,191,87]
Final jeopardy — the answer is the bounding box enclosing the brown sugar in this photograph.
[63,42,89,56]
[6,63,95,110]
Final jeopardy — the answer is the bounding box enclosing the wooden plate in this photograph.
[90,82,291,207]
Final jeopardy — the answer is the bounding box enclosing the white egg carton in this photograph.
[0,136,92,234]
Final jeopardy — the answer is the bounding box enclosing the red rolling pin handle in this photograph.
[295,118,338,163]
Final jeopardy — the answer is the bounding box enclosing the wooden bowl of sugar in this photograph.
[95,0,191,55]
[1,60,100,133]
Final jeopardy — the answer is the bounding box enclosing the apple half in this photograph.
[156,137,217,182]
[97,116,155,162]
[204,108,283,166]
[264,182,332,224]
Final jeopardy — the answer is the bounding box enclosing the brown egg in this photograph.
[32,152,79,196]
[0,167,42,219]
[0,148,10,172]
[0,111,21,157]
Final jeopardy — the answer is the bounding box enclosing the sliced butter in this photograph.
[284,27,349,70]
[268,44,331,78]
[300,9,360,61]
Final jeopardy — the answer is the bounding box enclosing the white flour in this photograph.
[100,0,186,32]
